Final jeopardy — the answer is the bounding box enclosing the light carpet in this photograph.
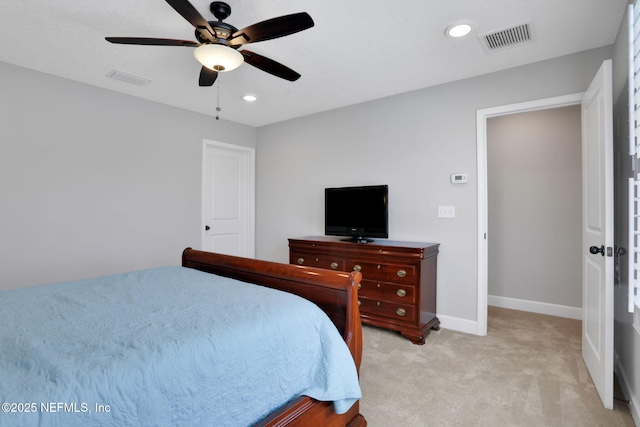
[358,306,635,426]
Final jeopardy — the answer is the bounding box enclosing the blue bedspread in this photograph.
[0,267,361,426]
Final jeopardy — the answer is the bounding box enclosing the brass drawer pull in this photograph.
[358,300,361,306]
[330,262,339,270]
[396,289,407,297]
[396,308,407,317]
[297,258,304,265]
[353,264,362,272]
[376,283,381,288]
[397,269,407,278]
[357,283,362,290]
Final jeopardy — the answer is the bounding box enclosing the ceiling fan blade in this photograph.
[165,0,216,42]
[241,50,300,81]
[199,66,218,86]
[105,37,199,47]
[229,12,314,46]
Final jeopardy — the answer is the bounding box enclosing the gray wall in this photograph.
[611,5,640,422]
[256,46,612,326]
[487,106,582,308]
[0,61,256,290]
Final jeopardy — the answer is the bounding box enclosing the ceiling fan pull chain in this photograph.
[215,76,221,120]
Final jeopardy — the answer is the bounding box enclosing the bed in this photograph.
[0,248,367,427]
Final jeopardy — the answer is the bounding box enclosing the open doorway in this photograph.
[477,61,615,410]
[476,93,583,336]
[485,105,582,323]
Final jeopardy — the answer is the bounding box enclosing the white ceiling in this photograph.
[0,0,628,127]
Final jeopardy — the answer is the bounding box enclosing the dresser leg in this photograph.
[402,317,441,345]
[428,317,441,331]
[401,332,425,345]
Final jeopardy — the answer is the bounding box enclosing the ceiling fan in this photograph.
[106,0,314,86]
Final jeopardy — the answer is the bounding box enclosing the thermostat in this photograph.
[451,173,468,184]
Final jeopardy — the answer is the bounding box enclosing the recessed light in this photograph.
[447,24,472,38]
[243,94,257,102]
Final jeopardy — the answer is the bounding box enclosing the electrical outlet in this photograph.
[438,206,455,218]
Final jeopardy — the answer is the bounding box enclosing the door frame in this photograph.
[201,139,256,257]
[476,92,583,336]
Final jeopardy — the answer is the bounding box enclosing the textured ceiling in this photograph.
[0,0,628,127]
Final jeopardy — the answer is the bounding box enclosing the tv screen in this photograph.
[325,185,388,242]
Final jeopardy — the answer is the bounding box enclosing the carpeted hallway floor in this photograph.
[358,306,635,426]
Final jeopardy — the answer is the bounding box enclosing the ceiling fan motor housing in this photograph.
[210,2,231,21]
[195,20,238,44]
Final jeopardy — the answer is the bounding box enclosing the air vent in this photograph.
[106,69,151,86]
[479,23,534,53]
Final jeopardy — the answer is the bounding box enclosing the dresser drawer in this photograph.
[359,280,416,304]
[347,260,416,284]
[291,252,344,271]
[289,240,333,253]
[358,298,416,322]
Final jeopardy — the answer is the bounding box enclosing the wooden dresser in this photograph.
[288,236,439,345]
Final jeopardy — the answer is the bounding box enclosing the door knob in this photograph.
[589,245,604,256]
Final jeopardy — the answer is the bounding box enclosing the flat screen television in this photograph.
[325,185,388,242]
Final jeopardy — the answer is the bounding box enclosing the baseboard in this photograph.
[438,296,581,336]
[438,314,480,335]
[615,351,640,425]
[488,295,582,320]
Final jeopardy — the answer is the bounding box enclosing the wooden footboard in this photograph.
[181,248,367,427]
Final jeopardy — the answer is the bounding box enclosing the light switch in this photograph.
[438,206,455,218]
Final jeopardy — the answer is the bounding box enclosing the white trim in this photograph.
[630,177,637,313]
[437,314,479,335]
[628,4,635,156]
[615,351,640,425]
[201,140,256,258]
[477,112,488,336]
[488,295,582,320]
[476,93,584,336]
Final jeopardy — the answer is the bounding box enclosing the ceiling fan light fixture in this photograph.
[194,44,244,72]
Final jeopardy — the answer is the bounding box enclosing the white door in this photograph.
[202,140,255,257]
[581,59,614,410]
